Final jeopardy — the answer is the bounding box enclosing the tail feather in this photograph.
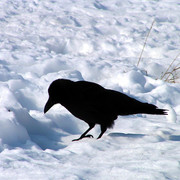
[141,103,168,115]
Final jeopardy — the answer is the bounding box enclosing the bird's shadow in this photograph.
[169,135,180,141]
[108,132,180,142]
[108,132,145,138]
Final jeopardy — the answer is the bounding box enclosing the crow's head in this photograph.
[44,79,73,113]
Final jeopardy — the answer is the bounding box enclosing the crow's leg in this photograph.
[72,123,95,141]
[97,125,107,139]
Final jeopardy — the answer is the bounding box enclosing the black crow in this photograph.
[44,79,168,141]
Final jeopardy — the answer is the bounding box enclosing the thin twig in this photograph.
[164,66,180,82]
[137,20,155,67]
[161,52,180,80]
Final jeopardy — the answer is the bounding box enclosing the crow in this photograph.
[44,79,168,141]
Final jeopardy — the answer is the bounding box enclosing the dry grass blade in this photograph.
[164,65,180,83]
[137,20,155,67]
[161,52,180,82]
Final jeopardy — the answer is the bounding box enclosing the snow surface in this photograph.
[0,0,180,179]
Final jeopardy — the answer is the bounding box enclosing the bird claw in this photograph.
[85,134,94,138]
[72,134,94,141]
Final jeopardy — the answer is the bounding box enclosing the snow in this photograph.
[0,0,180,179]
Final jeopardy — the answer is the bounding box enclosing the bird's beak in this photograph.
[44,98,54,113]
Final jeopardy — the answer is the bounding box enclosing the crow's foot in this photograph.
[72,134,94,141]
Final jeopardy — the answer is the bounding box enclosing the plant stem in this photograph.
[161,52,180,80]
[137,20,155,67]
